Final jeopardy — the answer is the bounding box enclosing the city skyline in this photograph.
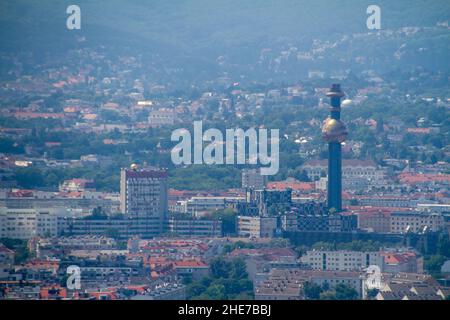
[0,0,449,306]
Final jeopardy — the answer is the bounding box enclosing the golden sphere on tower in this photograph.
[322,118,348,143]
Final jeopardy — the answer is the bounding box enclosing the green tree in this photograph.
[204,284,226,300]
[189,258,253,300]
[366,288,379,299]
[92,206,107,218]
[425,255,446,275]
[437,235,450,258]
[187,283,207,298]
[211,208,236,236]
[210,257,232,279]
[303,281,322,300]
[15,167,45,189]
[231,258,248,279]
[319,291,337,300]
[334,284,358,300]
[104,228,120,239]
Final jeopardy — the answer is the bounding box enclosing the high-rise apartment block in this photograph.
[120,165,168,234]
[242,168,267,190]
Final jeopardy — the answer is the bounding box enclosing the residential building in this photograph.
[390,211,444,234]
[381,251,424,274]
[59,179,95,192]
[237,216,277,238]
[0,208,60,239]
[242,168,267,190]
[130,283,186,300]
[284,210,357,233]
[354,208,392,233]
[148,108,175,127]
[120,166,168,235]
[248,189,292,216]
[28,235,117,256]
[167,216,222,237]
[60,215,166,239]
[80,266,141,282]
[375,278,448,300]
[0,190,118,216]
[184,197,226,215]
[350,196,417,208]
[308,270,364,298]
[172,260,209,280]
[254,269,304,300]
[300,250,383,272]
[302,159,385,182]
[255,268,364,300]
[0,245,14,265]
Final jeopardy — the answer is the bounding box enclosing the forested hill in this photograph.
[1,0,449,81]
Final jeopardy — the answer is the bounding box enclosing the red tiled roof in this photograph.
[40,286,67,299]
[124,285,149,293]
[14,112,65,119]
[267,181,314,191]
[346,206,406,211]
[88,290,118,300]
[25,260,59,270]
[169,189,186,196]
[173,260,208,268]
[348,206,405,217]
[406,128,430,134]
[381,252,417,265]
[8,190,34,198]
[398,173,450,185]
[63,191,83,198]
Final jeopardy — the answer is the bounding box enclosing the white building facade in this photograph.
[0,208,63,239]
[300,250,383,272]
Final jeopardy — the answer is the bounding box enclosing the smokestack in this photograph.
[323,84,348,212]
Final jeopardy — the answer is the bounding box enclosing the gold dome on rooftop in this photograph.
[322,118,348,143]
[130,163,139,171]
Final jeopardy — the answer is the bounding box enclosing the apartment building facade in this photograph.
[390,211,444,234]
[120,166,168,234]
[300,250,383,272]
[237,216,277,238]
[0,208,62,239]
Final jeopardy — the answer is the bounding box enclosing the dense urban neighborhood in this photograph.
[0,0,449,301]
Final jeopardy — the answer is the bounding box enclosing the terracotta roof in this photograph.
[406,128,430,134]
[8,190,34,198]
[173,260,208,268]
[88,290,118,300]
[381,252,417,265]
[398,173,450,185]
[25,260,59,270]
[40,286,67,299]
[124,285,149,293]
[267,181,314,191]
